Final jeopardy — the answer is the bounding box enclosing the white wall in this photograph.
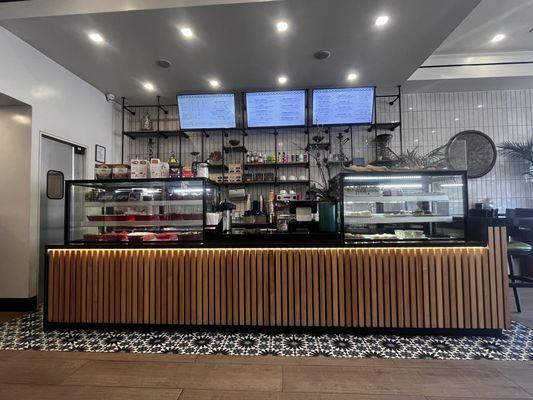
[0,105,32,298]
[0,26,117,299]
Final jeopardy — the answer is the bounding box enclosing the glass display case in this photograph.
[65,178,219,243]
[330,171,468,244]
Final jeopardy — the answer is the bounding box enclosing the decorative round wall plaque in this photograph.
[446,130,497,178]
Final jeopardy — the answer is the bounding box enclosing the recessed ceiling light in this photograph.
[432,130,436,133]
[375,15,389,27]
[477,104,484,108]
[143,82,155,91]
[180,27,194,38]
[454,118,460,121]
[276,21,289,32]
[491,33,505,43]
[209,80,220,88]
[12,114,30,125]
[88,32,104,44]
[278,75,288,84]
[408,107,413,111]
[347,73,358,82]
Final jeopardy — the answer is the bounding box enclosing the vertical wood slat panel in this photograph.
[47,242,507,330]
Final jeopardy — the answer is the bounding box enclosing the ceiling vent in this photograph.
[313,50,331,60]
[156,59,172,68]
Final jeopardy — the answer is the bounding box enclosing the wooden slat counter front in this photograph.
[45,227,509,333]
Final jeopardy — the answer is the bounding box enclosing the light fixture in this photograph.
[432,130,436,133]
[12,114,30,125]
[378,184,423,189]
[454,117,460,121]
[408,107,413,111]
[209,79,220,88]
[143,82,155,91]
[441,183,464,187]
[278,75,288,84]
[88,32,104,44]
[347,73,358,82]
[491,33,505,43]
[276,21,289,32]
[375,15,389,27]
[345,175,421,181]
[477,104,484,108]
[180,27,194,38]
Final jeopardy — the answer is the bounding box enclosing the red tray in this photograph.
[134,214,161,221]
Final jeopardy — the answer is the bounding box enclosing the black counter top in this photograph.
[47,232,484,249]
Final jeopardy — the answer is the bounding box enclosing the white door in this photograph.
[38,135,85,300]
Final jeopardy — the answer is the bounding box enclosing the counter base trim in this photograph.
[45,227,509,332]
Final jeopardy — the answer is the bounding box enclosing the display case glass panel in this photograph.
[66,178,218,243]
[330,171,467,244]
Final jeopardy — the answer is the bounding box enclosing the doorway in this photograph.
[38,135,85,301]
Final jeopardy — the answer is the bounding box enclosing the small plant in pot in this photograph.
[498,139,533,180]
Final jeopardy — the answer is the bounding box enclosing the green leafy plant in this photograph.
[393,146,448,169]
[498,140,533,163]
[498,139,533,179]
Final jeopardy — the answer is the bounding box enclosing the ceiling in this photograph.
[433,0,533,55]
[0,0,479,103]
[406,0,533,91]
[0,92,28,107]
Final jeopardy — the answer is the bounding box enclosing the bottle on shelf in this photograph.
[245,152,251,164]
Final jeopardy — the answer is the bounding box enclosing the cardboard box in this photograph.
[130,159,149,179]
[95,164,112,180]
[228,173,242,183]
[149,158,162,178]
[111,164,130,179]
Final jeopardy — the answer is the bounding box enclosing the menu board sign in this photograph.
[177,93,236,129]
[245,90,306,128]
[312,87,374,125]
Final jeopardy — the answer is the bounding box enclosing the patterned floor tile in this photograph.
[0,309,532,361]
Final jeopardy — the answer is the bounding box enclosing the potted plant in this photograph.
[293,133,339,231]
[498,139,533,180]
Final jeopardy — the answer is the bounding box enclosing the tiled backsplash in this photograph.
[125,88,533,212]
[400,90,533,211]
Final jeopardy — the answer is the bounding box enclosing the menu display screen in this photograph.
[177,93,236,129]
[312,87,375,125]
[245,90,306,128]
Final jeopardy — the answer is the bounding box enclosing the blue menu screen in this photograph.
[246,90,306,128]
[312,87,374,125]
[177,93,236,129]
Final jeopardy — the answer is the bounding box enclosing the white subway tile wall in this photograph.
[126,89,533,212]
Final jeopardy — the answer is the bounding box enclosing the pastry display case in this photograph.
[329,171,468,244]
[65,178,218,243]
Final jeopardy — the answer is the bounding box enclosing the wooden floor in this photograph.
[0,288,532,400]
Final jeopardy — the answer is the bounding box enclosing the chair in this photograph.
[506,209,533,313]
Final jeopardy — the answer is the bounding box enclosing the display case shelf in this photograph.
[330,170,468,244]
[344,194,449,203]
[84,200,203,207]
[83,220,203,228]
[344,215,454,224]
[66,178,217,243]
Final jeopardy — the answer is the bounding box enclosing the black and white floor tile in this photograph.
[1,309,532,361]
